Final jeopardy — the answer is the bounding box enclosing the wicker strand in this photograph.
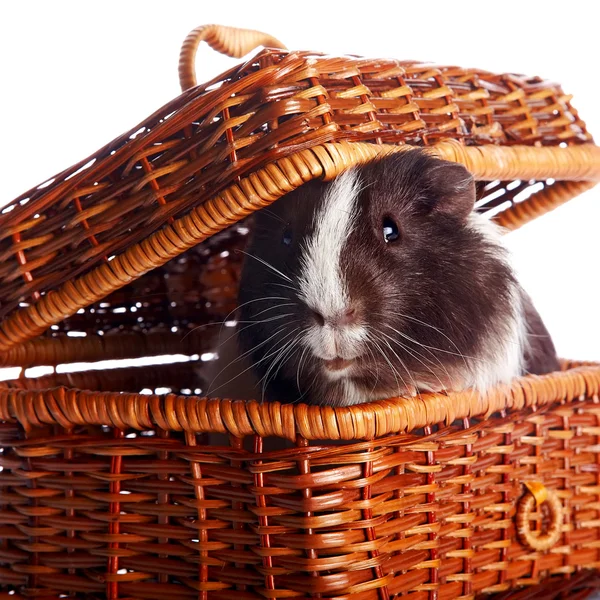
[0,332,209,368]
[495,180,596,230]
[178,24,286,91]
[430,139,600,181]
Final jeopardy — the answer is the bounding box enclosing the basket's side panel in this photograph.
[2,398,600,598]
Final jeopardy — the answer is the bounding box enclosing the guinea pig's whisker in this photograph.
[215,319,285,349]
[236,315,297,355]
[237,250,293,283]
[263,342,302,401]
[206,322,295,395]
[179,320,239,342]
[182,315,285,344]
[370,329,421,396]
[252,303,297,318]
[382,320,474,385]
[259,338,293,392]
[374,313,482,365]
[373,329,425,399]
[259,331,303,401]
[303,362,325,404]
[207,325,299,398]
[296,345,310,396]
[378,324,453,380]
[221,313,298,347]
[381,318,496,392]
[378,328,447,393]
[378,311,478,361]
[260,209,287,225]
[207,324,289,390]
[367,333,408,398]
[372,307,446,336]
[376,339,408,398]
[214,304,296,342]
[223,296,289,321]
[364,343,381,398]
[293,368,319,405]
[292,339,320,404]
[270,282,300,294]
[206,295,290,339]
[251,324,299,368]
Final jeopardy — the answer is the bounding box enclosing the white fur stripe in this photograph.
[298,170,360,318]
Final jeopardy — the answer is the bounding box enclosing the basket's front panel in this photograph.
[1,398,600,599]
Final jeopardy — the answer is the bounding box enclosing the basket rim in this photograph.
[1,360,598,440]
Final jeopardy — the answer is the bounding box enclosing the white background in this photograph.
[0,0,598,363]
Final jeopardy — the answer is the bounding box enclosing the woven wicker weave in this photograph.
[1,24,600,599]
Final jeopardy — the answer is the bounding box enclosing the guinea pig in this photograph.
[203,149,559,406]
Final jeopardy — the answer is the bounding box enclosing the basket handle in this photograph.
[178,24,287,91]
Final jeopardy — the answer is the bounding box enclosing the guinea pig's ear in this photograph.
[425,160,475,223]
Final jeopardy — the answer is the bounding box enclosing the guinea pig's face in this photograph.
[236,150,511,405]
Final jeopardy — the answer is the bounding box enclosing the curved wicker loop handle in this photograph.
[516,482,563,551]
[178,24,287,91]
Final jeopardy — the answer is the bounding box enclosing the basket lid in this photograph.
[0,24,599,355]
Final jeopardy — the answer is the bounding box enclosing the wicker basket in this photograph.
[2,24,600,600]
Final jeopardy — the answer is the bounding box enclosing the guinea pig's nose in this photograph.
[337,307,357,326]
[310,309,325,327]
[310,307,358,327]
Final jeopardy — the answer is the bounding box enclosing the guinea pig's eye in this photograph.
[382,217,400,243]
[282,227,293,246]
